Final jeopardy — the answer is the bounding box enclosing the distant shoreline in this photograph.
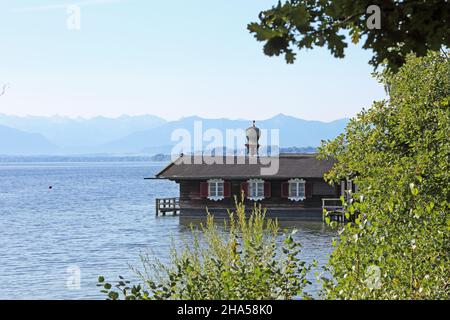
[0,147,317,163]
[0,155,169,163]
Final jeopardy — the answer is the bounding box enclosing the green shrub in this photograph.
[319,51,450,299]
[98,198,313,300]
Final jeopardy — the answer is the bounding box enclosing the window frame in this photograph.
[288,178,306,201]
[207,179,224,201]
[247,178,265,201]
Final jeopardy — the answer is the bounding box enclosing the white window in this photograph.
[207,179,224,201]
[288,178,306,201]
[247,178,265,201]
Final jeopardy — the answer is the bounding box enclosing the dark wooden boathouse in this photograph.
[152,122,349,220]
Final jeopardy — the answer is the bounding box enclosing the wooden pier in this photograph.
[155,197,180,216]
[322,198,345,222]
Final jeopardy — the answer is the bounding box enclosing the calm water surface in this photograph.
[0,161,334,299]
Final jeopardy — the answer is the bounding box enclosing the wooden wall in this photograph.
[177,179,339,210]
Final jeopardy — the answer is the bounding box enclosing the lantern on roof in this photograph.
[245,120,260,156]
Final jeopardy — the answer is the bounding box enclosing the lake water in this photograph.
[0,161,334,299]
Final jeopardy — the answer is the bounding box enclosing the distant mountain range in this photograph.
[0,113,348,155]
[0,114,165,154]
[0,124,59,155]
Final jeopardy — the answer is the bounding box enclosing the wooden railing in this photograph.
[322,198,345,222]
[155,197,180,216]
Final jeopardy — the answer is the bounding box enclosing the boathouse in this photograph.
[153,122,349,219]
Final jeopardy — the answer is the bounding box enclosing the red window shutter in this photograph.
[264,182,271,198]
[224,181,231,197]
[240,182,248,197]
[305,182,313,198]
[281,182,289,198]
[200,181,208,198]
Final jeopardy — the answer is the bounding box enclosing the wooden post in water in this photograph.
[322,198,325,222]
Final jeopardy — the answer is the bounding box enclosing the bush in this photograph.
[319,51,450,299]
[98,198,313,300]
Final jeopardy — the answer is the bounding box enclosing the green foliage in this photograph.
[248,1,450,71]
[318,51,450,299]
[98,198,312,300]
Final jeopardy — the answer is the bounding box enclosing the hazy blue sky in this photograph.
[0,0,386,121]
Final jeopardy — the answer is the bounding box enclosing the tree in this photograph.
[318,51,449,299]
[0,84,8,96]
[98,199,313,300]
[248,1,450,71]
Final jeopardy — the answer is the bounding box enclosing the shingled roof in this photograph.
[155,154,335,180]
